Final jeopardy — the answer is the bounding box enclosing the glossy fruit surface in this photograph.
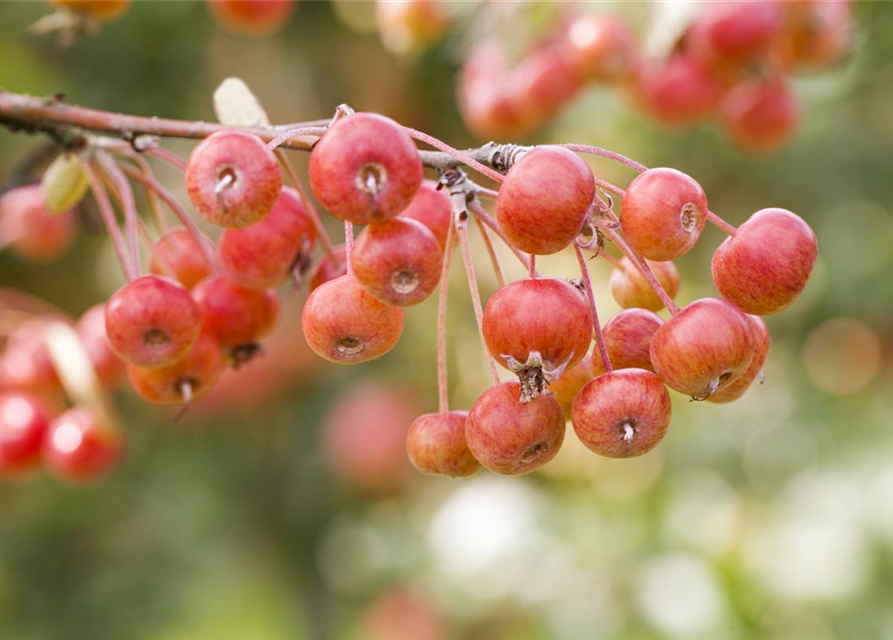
[632,55,724,126]
[689,0,784,64]
[711,207,817,314]
[406,411,480,477]
[720,78,799,153]
[308,244,347,292]
[620,167,708,261]
[571,368,671,458]
[609,256,680,312]
[709,314,770,403]
[351,218,443,307]
[0,318,61,394]
[399,180,452,250]
[43,407,123,481]
[0,392,51,476]
[149,229,214,290]
[105,276,201,368]
[466,381,565,475]
[496,146,595,255]
[76,303,125,386]
[127,333,224,406]
[603,308,664,372]
[0,184,76,264]
[301,275,404,364]
[185,130,282,228]
[309,112,422,225]
[192,276,279,349]
[548,353,599,416]
[564,13,636,82]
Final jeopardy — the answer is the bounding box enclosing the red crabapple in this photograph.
[687,0,784,65]
[76,303,125,386]
[0,184,76,264]
[50,0,130,20]
[505,46,582,123]
[650,298,755,398]
[466,381,565,475]
[0,392,52,476]
[43,407,123,481]
[351,218,443,307]
[482,277,592,381]
[406,411,480,478]
[309,244,347,292]
[185,130,282,228]
[620,167,709,261]
[603,308,664,373]
[301,274,404,365]
[548,353,601,417]
[309,112,422,225]
[192,275,279,354]
[219,186,316,291]
[564,13,636,82]
[399,180,452,251]
[149,229,214,290]
[104,275,201,368]
[709,314,770,403]
[777,0,853,70]
[0,318,61,394]
[127,333,224,406]
[207,0,295,35]
[631,54,725,126]
[711,207,817,315]
[720,77,799,153]
[609,256,680,312]
[375,0,450,54]
[571,368,671,458]
[496,146,595,255]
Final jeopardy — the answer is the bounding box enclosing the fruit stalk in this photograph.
[83,162,139,281]
[603,227,681,314]
[574,244,613,373]
[436,221,456,414]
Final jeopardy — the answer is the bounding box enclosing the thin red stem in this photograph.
[83,162,138,282]
[436,221,456,414]
[560,144,648,173]
[117,149,168,233]
[457,220,500,387]
[344,221,354,276]
[574,244,612,373]
[604,228,680,315]
[97,153,141,278]
[403,127,505,184]
[468,200,532,273]
[473,215,505,288]
[144,146,187,172]
[266,126,327,151]
[707,210,737,235]
[528,254,536,279]
[275,150,337,259]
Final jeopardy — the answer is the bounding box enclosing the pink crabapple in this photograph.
[0,184,76,264]
[399,180,452,251]
[609,255,680,312]
[149,228,215,290]
[0,391,52,477]
[603,308,664,373]
[76,303,125,386]
[126,332,225,406]
[708,314,770,403]
[406,411,480,478]
[43,407,123,481]
[192,275,280,354]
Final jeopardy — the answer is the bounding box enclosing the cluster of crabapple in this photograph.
[459,0,853,153]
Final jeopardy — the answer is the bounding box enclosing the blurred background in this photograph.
[1,1,892,639]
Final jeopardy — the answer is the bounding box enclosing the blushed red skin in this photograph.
[719,78,799,154]
[0,184,76,264]
[571,368,671,458]
[482,278,592,372]
[709,314,770,403]
[399,180,452,251]
[323,381,417,496]
[563,13,636,82]
[548,353,600,417]
[630,54,725,126]
[650,298,755,397]
[406,411,480,478]
[506,46,582,123]
[76,303,125,386]
[687,0,784,65]
[496,146,595,255]
[609,256,680,312]
[208,0,295,35]
[43,407,123,481]
[185,130,282,228]
[466,381,565,475]
[301,274,404,365]
[50,0,130,19]
[0,318,62,394]
[309,244,347,292]
[149,229,214,290]
[219,186,316,291]
[127,333,224,406]
[775,0,853,70]
[192,276,279,349]
[309,113,422,225]
[712,208,817,315]
[0,392,52,476]
[620,167,709,262]
[604,308,664,373]
[351,218,443,307]
[105,275,201,368]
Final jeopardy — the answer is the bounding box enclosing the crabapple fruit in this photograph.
[127,332,224,406]
[720,77,799,154]
[207,0,295,35]
[708,314,770,403]
[631,54,725,126]
[301,274,404,364]
[564,13,636,82]
[0,392,52,476]
[308,244,347,292]
[309,112,422,225]
[603,308,664,372]
[185,130,282,228]
[609,256,680,312]
[351,218,443,307]
[496,146,595,255]
[399,180,452,251]
[711,207,817,315]
[0,184,76,264]
[548,353,601,417]
[406,411,480,477]
[43,407,123,481]
[105,275,201,368]
[192,275,279,352]
[620,167,709,261]
[149,229,215,290]
[505,46,582,123]
[650,298,755,398]
[571,368,671,458]
[0,318,61,394]
[688,0,784,65]
[76,303,125,386]
[466,381,565,475]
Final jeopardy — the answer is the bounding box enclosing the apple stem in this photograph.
[574,244,613,373]
[560,144,648,173]
[344,221,354,276]
[97,153,142,278]
[473,214,505,288]
[528,254,537,279]
[265,126,328,152]
[404,126,506,185]
[83,162,139,282]
[707,210,737,235]
[603,227,681,315]
[276,150,338,260]
[144,146,187,172]
[120,150,169,234]
[436,221,456,415]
